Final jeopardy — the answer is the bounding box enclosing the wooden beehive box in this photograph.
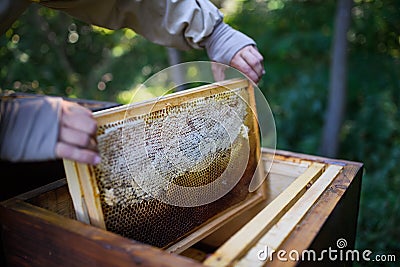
[0,79,363,266]
[0,148,363,267]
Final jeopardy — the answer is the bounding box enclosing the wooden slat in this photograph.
[266,159,363,267]
[197,155,308,249]
[75,163,105,229]
[0,200,204,267]
[94,78,249,125]
[11,179,67,202]
[26,184,76,220]
[265,159,310,178]
[237,164,343,266]
[203,162,325,267]
[246,82,266,196]
[63,160,90,224]
[262,147,351,166]
[265,173,297,203]
[167,194,263,254]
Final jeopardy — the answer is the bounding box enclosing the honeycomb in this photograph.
[93,86,257,248]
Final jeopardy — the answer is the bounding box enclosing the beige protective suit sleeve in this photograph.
[1,0,256,64]
[41,0,223,49]
[0,96,62,162]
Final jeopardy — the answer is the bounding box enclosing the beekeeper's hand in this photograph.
[230,45,265,84]
[55,101,101,165]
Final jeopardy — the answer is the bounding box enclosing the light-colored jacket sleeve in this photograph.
[0,96,62,162]
[1,0,256,64]
[38,0,256,64]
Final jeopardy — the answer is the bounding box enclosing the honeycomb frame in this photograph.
[63,78,266,251]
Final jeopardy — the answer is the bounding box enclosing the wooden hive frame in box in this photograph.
[0,148,363,267]
[62,78,267,251]
[202,149,345,266]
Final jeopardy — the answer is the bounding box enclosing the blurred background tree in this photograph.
[0,0,399,265]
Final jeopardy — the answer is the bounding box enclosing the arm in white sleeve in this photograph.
[38,0,256,64]
[1,1,256,64]
[0,96,62,162]
[201,21,256,65]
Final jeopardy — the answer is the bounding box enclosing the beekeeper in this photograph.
[0,0,265,164]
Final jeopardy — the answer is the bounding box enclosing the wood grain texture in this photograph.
[237,165,343,266]
[166,194,263,254]
[63,160,90,223]
[62,78,266,251]
[0,200,203,267]
[204,162,325,267]
[0,149,363,267]
[246,82,266,196]
[75,163,105,229]
[93,79,249,125]
[263,150,363,267]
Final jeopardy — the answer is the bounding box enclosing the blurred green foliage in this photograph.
[0,0,399,265]
[0,4,170,101]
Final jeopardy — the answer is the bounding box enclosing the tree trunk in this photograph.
[166,47,186,91]
[320,0,353,157]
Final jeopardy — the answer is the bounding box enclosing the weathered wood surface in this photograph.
[0,200,203,267]
[235,165,343,267]
[264,150,363,267]
[63,160,90,223]
[0,149,363,267]
[203,162,326,266]
[244,149,363,267]
[166,194,264,254]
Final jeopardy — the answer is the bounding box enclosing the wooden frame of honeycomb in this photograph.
[63,78,266,251]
